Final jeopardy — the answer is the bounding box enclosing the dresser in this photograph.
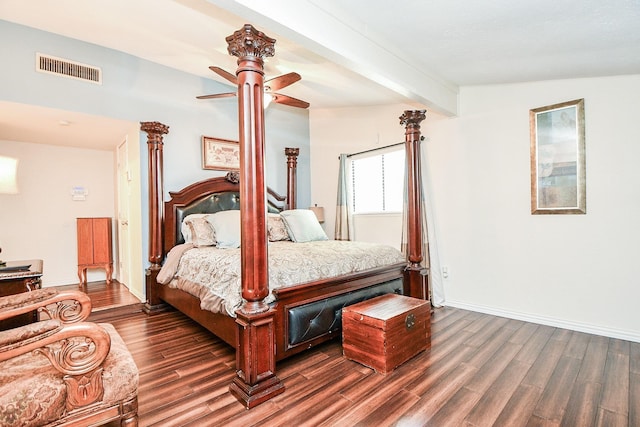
[77,217,113,286]
[0,259,43,330]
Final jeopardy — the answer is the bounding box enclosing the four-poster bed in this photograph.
[141,24,429,408]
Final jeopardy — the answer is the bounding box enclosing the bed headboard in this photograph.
[163,172,287,253]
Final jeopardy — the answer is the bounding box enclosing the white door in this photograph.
[117,139,131,289]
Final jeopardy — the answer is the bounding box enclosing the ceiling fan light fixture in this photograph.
[198,67,309,109]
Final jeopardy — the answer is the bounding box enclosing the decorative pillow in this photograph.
[207,210,241,248]
[280,209,329,243]
[186,217,215,247]
[181,213,210,244]
[267,213,290,242]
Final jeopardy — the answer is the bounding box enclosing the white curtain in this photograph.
[335,154,353,241]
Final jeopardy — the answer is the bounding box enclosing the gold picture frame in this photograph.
[202,136,239,171]
[530,98,586,215]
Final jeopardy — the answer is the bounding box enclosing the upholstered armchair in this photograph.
[0,288,138,426]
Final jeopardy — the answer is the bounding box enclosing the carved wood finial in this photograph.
[225,171,240,184]
[399,110,426,129]
[140,121,169,144]
[285,147,299,166]
[226,24,276,60]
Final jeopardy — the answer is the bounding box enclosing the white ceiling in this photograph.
[1,0,639,149]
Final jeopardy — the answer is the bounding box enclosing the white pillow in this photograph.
[207,210,241,248]
[280,209,329,243]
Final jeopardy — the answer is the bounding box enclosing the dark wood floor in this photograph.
[76,282,639,426]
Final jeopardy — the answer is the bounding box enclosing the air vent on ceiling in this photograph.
[36,53,102,85]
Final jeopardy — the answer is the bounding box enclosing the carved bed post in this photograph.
[141,121,169,311]
[226,24,285,408]
[285,147,299,209]
[399,110,429,300]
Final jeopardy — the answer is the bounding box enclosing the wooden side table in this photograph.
[0,259,43,330]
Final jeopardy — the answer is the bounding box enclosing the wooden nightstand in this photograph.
[0,259,43,330]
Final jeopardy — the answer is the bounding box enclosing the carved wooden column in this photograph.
[226,24,285,408]
[399,110,429,300]
[285,147,299,209]
[140,121,169,311]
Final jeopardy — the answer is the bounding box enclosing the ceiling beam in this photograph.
[208,0,459,116]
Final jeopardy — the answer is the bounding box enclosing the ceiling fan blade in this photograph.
[196,92,237,100]
[265,72,301,91]
[271,93,310,109]
[209,66,237,85]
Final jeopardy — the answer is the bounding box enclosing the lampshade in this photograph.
[0,156,18,194]
[309,205,325,223]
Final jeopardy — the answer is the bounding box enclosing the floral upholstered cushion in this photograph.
[0,323,138,427]
[99,323,138,403]
[0,353,67,426]
[267,213,290,242]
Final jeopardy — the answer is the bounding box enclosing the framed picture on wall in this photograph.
[530,98,586,215]
[202,136,239,171]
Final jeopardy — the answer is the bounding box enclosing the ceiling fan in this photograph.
[197,66,310,109]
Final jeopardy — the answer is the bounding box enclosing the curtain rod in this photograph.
[346,142,404,158]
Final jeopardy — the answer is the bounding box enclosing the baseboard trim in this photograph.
[444,299,640,343]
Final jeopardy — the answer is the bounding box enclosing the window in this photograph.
[350,148,405,214]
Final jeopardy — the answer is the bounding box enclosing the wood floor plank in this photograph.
[426,386,482,427]
[493,384,543,427]
[351,389,420,426]
[595,408,628,427]
[630,341,640,374]
[65,283,639,426]
[508,321,540,345]
[514,324,555,365]
[563,330,591,360]
[560,380,602,427]
[464,359,532,426]
[464,315,510,348]
[630,372,640,427]
[532,355,582,423]
[521,334,567,389]
[463,323,518,369]
[400,363,478,424]
[464,341,522,394]
[576,334,609,383]
[599,350,630,415]
[405,344,476,396]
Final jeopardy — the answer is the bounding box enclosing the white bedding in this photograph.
[158,240,405,316]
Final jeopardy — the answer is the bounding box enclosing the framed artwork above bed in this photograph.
[202,136,240,171]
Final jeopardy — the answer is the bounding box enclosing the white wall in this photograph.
[310,75,640,342]
[0,140,116,286]
[426,74,640,341]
